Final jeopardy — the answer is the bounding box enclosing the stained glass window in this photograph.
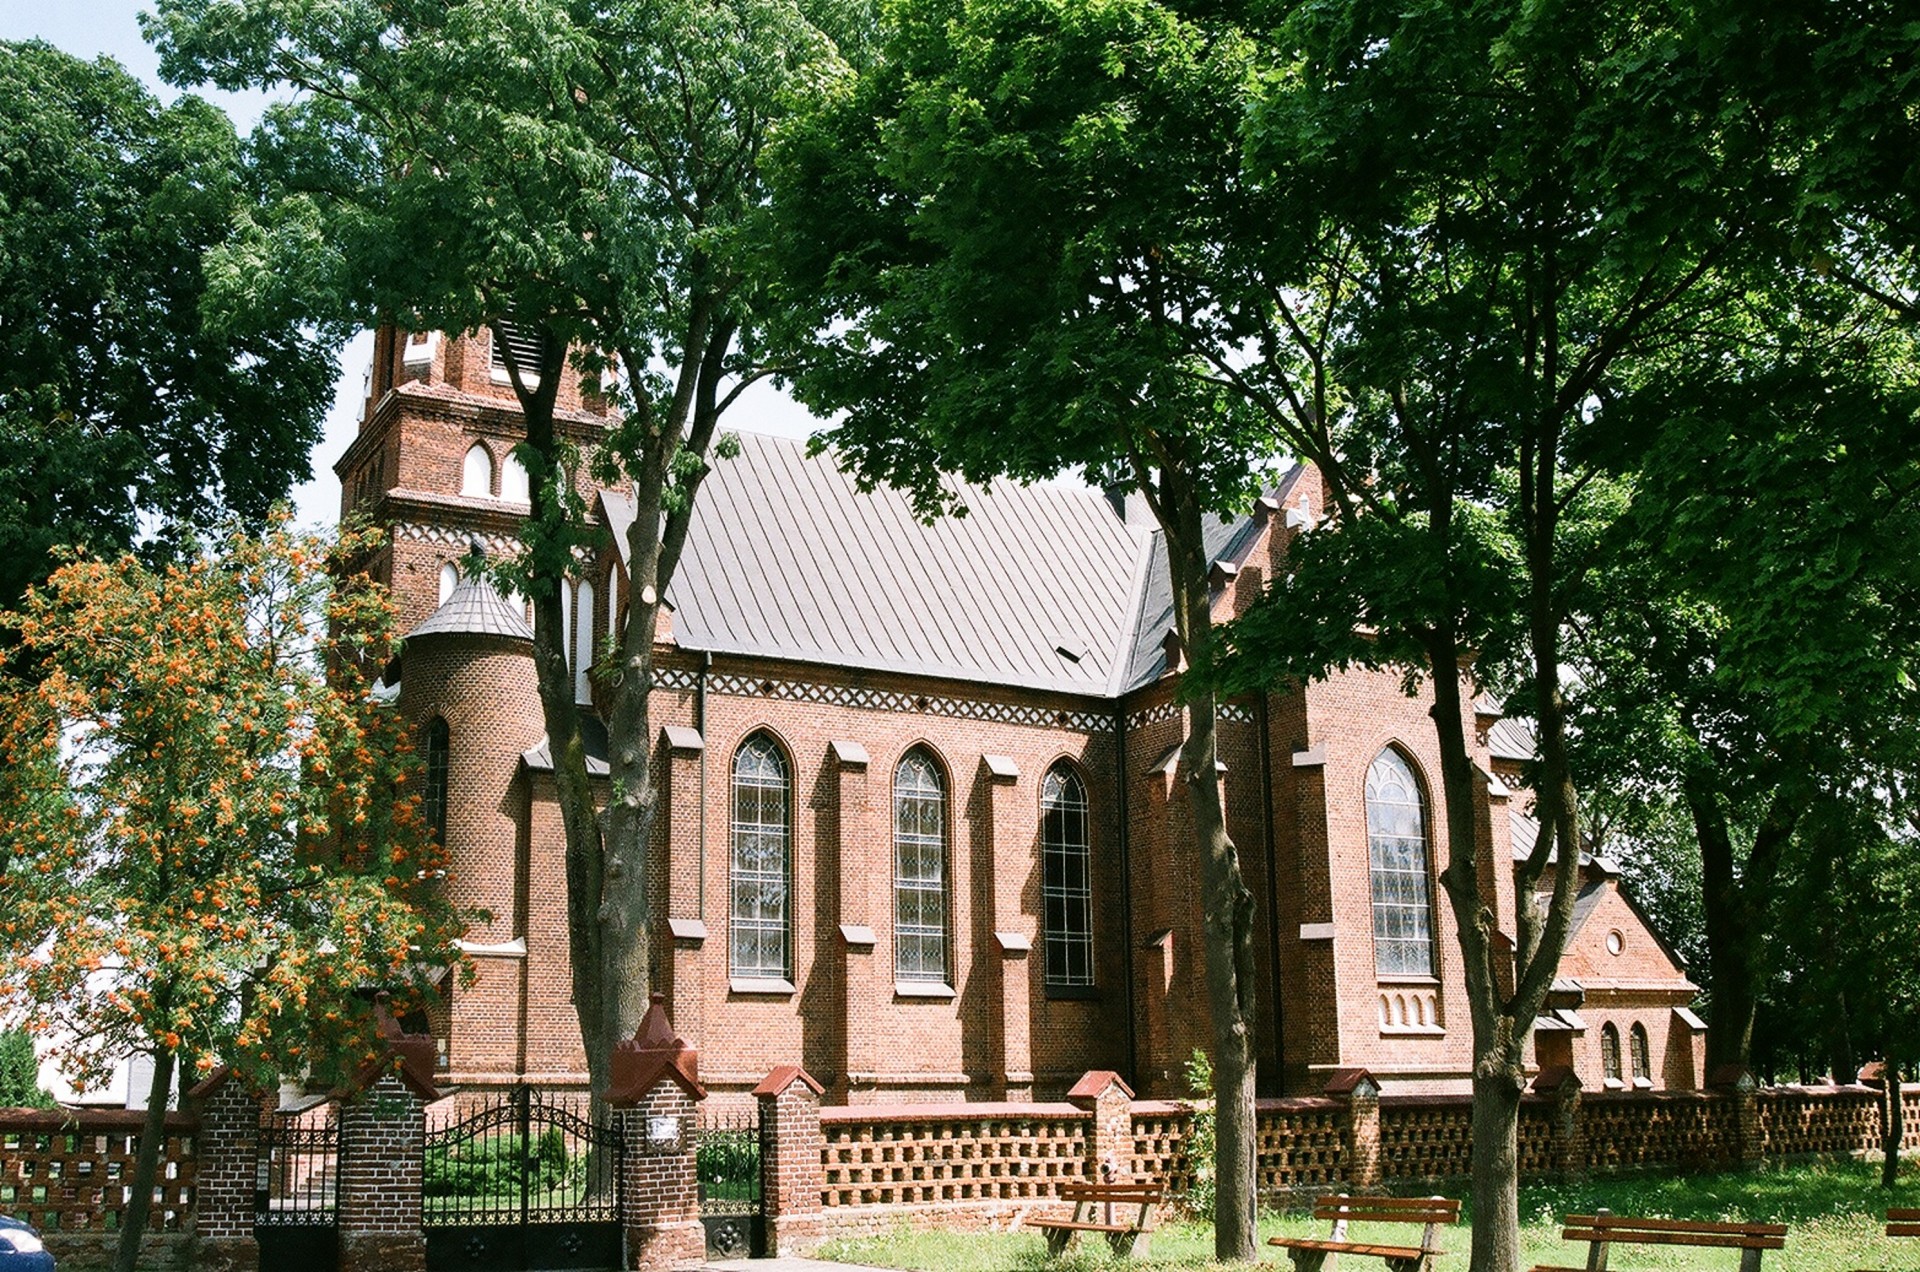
[1042,765,1093,988]
[1366,748,1436,977]
[731,735,791,980]
[894,750,948,984]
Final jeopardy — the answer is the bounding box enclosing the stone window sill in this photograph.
[729,977,796,996]
[1045,984,1100,1001]
[1378,1024,1446,1037]
[894,981,956,999]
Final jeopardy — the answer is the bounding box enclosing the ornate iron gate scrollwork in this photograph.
[255,1105,340,1272]
[695,1106,766,1258]
[423,1085,623,1272]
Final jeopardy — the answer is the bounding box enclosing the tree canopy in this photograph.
[149,0,860,1092]
[0,518,466,1272]
[0,41,339,621]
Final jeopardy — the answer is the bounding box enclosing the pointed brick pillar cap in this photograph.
[1530,1065,1581,1095]
[753,1065,825,1098]
[1066,1070,1135,1108]
[608,992,706,1106]
[1323,1068,1380,1098]
[337,992,442,1101]
[1707,1064,1754,1092]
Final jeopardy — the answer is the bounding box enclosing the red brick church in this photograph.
[338,325,1704,1104]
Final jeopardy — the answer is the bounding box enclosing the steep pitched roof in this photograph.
[406,574,534,641]
[605,432,1159,696]
[604,431,1294,699]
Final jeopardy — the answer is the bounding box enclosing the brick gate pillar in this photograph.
[189,1068,261,1272]
[1711,1066,1762,1169]
[1325,1069,1381,1191]
[754,1066,826,1256]
[609,993,707,1271]
[1067,1070,1136,1181]
[1533,1067,1585,1180]
[336,995,441,1272]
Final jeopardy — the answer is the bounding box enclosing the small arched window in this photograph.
[500,452,530,503]
[1041,764,1093,989]
[730,735,791,981]
[461,443,494,497]
[1602,1022,1623,1085]
[423,718,450,845]
[1365,748,1436,977]
[1630,1023,1651,1084]
[438,561,459,605]
[894,749,948,984]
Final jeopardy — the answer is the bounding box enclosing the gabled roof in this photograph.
[606,431,1162,696]
[406,574,533,642]
[603,431,1291,699]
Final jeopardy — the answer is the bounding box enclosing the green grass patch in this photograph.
[817,1160,1920,1272]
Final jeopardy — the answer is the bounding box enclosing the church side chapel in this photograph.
[340,324,1702,1104]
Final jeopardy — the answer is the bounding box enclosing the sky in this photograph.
[0,0,821,531]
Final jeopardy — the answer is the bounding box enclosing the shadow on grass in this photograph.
[818,1159,1920,1272]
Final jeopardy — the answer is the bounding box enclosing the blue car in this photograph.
[0,1217,52,1272]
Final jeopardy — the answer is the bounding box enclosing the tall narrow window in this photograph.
[1630,1023,1651,1084]
[423,718,450,845]
[1042,764,1093,989]
[730,735,791,981]
[437,561,458,605]
[893,750,948,984]
[1366,748,1436,976]
[461,443,493,497]
[1602,1023,1623,1084]
[574,578,595,704]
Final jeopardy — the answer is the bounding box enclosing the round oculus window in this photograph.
[1606,930,1625,956]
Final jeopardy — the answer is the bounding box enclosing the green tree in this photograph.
[766,0,1295,1251]
[0,42,339,623]
[148,0,856,1095]
[1219,4,1773,1267]
[0,1030,54,1110]
[0,519,466,1272]
[1570,335,1920,1075]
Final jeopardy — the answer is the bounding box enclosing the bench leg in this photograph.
[1287,1250,1330,1272]
[1045,1227,1072,1258]
[1105,1229,1151,1259]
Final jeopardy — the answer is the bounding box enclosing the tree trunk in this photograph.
[1160,469,1258,1262]
[112,1046,176,1272]
[1469,1068,1523,1272]
[1885,1047,1905,1188]
[1691,776,1801,1074]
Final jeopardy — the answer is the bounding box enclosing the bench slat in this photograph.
[1888,1210,1920,1223]
[1886,1223,1920,1238]
[1271,1238,1433,1259]
[1566,1215,1787,1237]
[1561,1228,1785,1250]
[1032,1220,1131,1234]
[1057,1186,1163,1199]
[1317,1196,1462,1215]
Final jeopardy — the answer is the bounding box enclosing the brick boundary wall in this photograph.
[0,1106,198,1269]
[2,1075,1915,1269]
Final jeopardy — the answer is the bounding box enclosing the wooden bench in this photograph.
[1530,1211,1788,1272]
[1032,1180,1163,1257]
[1853,1208,1920,1271]
[1268,1194,1460,1272]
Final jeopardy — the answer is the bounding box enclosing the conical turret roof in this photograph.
[407,573,534,642]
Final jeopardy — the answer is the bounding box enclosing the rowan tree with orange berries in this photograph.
[0,516,467,1272]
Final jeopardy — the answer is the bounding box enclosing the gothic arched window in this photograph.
[423,718,450,845]
[500,452,530,503]
[437,561,458,605]
[730,734,791,981]
[1041,764,1093,989]
[1602,1022,1624,1085]
[461,443,493,497]
[894,749,948,984]
[1366,748,1436,977]
[1630,1022,1652,1084]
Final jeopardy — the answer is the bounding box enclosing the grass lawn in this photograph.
[817,1160,1920,1272]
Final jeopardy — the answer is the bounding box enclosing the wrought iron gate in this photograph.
[423,1086,623,1272]
[255,1106,340,1272]
[695,1106,765,1259]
